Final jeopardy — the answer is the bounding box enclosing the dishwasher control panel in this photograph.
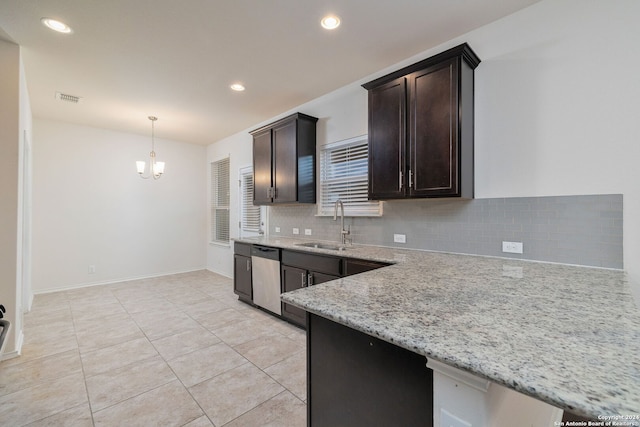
[251,245,281,261]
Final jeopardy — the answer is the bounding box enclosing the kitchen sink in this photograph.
[296,242,347,251]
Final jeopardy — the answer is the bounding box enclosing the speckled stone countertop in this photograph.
[236,236,640,418]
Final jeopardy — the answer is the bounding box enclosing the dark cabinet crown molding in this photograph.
[362,43,480,90]
[249,112,318,136]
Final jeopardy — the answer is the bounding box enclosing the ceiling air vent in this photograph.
[55,91,81,104]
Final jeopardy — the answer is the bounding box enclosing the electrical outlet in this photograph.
[275,226,280,233]
[88,265,96,274]
[293,228,299,235]
[304,229,312,236]
[393,234,406,243]
[502,241,523,254]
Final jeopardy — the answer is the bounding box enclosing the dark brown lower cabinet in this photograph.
[233,254,252,303]
[281,265,307,326]
[281,250,342,328]
[281,264,338,327]
[308,313,433,427]
[233,242,253,304]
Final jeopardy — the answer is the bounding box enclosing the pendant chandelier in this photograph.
[136,116,165,179]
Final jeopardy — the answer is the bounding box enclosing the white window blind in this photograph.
[211,157,230,243]
[240,168,261,232]
[318,135,382,217]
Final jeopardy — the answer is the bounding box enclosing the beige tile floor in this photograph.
[0,270,307,426]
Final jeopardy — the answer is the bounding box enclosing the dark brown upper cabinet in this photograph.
[363,43,480,200]
[250,113,318,205]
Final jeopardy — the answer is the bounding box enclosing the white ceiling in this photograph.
[0,0,540,145]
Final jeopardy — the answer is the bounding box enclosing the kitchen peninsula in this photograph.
[237,236,640,424]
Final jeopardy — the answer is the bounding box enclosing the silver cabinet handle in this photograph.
[399,170,403,190]
[409,169,413,188]
[267,187,277,199]
[246,259,250,271]
[301,272,307,287]
[308,273,314,286]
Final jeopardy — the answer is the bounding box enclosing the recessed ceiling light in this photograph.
[321,15,340,30]
[230,83,245,92]
[41,18,73,34]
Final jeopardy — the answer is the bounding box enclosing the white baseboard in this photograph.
[26,291,34,313]
[205,267,232,279]
[32,267,209,295]
[0,329,23,361]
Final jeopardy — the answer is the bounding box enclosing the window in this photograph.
[240,166,262,233]
[211,157,230,243]
[318,135,382,217]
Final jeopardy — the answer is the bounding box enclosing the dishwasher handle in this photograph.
[251,245,281,261]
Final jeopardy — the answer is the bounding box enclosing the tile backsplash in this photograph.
[268,194,623,269]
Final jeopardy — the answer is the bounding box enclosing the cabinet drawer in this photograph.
[282,250,342,276]
[343,259,390,276]
[234,241,252,257]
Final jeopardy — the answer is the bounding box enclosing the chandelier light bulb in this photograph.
[153,162,165,175]
[136,161,146,174]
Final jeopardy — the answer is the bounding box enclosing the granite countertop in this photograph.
[236,236,640,418]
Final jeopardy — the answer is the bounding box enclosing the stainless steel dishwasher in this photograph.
[251,245,282,315]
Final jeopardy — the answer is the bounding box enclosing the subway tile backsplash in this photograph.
[268,194,623,269]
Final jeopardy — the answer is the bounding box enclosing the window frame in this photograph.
[317,135,382,217]
[210,156,230,245]
[239,165,264,236]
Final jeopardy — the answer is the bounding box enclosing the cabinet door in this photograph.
[409,58,460,197]
[368,77,406,200]
[233,254,252,302]
[281,264,308,327]
[272,119,298,203]
[308,313,433,426]
[308,271,340,286]
[253,128,273,204]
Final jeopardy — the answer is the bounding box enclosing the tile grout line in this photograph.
[72,288,107,427]
[118,282,238,427]
[10,271,307,426]
[171,303,305,425]
[86,288,182,420]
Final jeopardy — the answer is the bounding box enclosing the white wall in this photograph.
[206,131,254,278]
[206,83,368,277]
[0,39,21,355]
[0,39,31,357]
[207,0,640,296]
[470,0,640,296]
[32,119,207,293]
[15,46,33,350]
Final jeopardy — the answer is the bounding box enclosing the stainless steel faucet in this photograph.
[333,199,351,245]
